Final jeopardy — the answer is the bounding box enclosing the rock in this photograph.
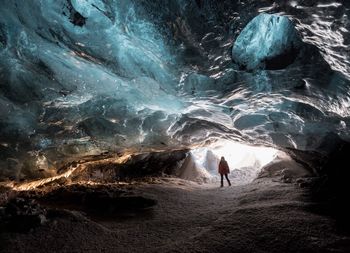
[38,214,47,224]
[232,13,302,70]
[0,198,47,232]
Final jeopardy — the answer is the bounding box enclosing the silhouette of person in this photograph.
[218,156,231,187]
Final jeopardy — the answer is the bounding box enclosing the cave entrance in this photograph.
[183,140,278,185]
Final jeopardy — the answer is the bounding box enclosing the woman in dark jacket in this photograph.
[218,156,231,187]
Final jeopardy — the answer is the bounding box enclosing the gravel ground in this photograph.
[1,178,350,253]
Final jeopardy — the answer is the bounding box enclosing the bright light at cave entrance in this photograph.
[190,140,278,184]
[211,140,278,169]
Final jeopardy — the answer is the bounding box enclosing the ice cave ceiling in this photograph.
[0,0,350,179]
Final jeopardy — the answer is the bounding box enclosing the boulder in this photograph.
[232,13,302,70]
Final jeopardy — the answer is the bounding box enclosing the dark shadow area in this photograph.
[0,23,7,48]
[264,46,300,70]
[0,197,47,233]
[311,140,350,234]
[38,184,156,212]
[64,0,87,27]
[0,184,157,233]
[288,135,350,235]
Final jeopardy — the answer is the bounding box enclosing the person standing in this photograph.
[218,156,231,187]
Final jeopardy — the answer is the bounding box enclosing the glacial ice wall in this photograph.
[0,0,350,180]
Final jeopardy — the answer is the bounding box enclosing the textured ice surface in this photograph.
[232,13,302,70]
[0,0,350,179]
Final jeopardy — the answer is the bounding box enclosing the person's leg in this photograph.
[220,174,224,187]
[225,174,231,186]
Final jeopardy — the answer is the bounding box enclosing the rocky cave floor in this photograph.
[1,177,350,253]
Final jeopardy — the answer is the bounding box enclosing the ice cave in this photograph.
[1,0,350,252]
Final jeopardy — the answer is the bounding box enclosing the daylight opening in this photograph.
[183,140,278,185]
